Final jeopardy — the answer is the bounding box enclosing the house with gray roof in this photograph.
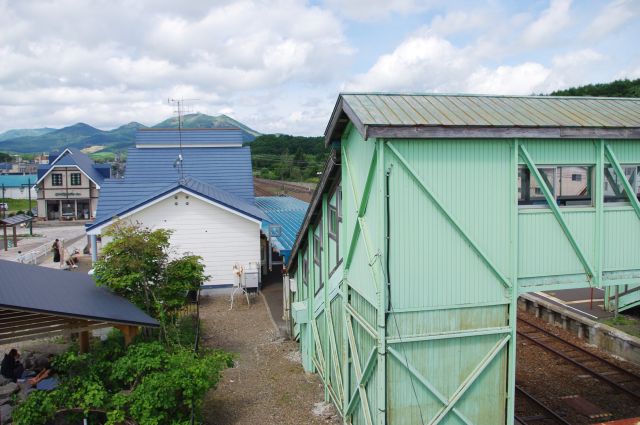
[35,148,111,220]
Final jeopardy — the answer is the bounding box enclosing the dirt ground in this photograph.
[516,310,640,424]
[200,294,339,425]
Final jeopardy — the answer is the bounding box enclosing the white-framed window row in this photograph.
[518,164,640,208]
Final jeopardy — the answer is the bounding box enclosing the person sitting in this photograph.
[1,349,25,382]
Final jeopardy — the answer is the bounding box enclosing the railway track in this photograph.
[515,385,572,425]
[517,316,640,403]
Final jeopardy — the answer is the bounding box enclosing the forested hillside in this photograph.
[550,78,640,97]
[247,134,328,182]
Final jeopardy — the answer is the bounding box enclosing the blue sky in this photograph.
[0,0,638,135]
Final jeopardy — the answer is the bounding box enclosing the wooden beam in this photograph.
[79,331,90,353]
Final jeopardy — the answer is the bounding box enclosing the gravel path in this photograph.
[200,294,339,425]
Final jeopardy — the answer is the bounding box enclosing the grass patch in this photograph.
[90,151,116,162]
[603,314,640,338]
[1,198,36,214]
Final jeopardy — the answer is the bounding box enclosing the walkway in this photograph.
[534,288,614,320]
[200,294,338,425]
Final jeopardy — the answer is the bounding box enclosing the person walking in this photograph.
[52,238,61,264]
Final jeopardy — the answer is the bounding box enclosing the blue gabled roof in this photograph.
[88,176,267,232]
[256,196,309,259]
[136,128,244,147]
[37,148,109,186]
[123,146,255,202]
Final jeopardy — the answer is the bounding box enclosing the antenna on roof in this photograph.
[167,97,199,182]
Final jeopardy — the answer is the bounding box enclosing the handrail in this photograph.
[16,238,65,264]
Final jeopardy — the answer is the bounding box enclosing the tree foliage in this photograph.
[550,78,640,98]
[12,333,233,425]
[93,221,208,322]
[247,134,329,182]
[0,152,12,162]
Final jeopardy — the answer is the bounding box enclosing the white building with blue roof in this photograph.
[87,128,271,287]
[35,148,111,220]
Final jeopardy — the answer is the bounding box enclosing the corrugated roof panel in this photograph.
[339,93,640,129]
[38,148,107,186]
[0,260,158,327]
[256,196,309,254]
[124,146,255,202]
[136,128,244,147]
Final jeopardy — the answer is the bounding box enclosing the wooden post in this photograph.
[116,325,139,346]
[12,226,17,248]
[2,224,6,251]
[79,331,90,353]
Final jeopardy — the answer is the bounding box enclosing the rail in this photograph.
[515,385,572,425]
[517,316,640,402]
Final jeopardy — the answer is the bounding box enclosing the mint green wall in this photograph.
[288,132,640,425]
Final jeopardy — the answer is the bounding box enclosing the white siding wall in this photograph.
[118,191,260,286]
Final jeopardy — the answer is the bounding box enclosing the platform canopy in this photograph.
[0,260,158,344]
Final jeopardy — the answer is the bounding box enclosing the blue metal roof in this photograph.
[124,146,255,202]
[256,196,309,259]
[0,174,37,187]
[136,128,244,147]
[37,148,109,186]
[88,176,267,232]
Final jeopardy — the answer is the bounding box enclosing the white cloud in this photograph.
[466,63,551,95]
[323,0,433,21]
[0,0,353,133]
[521,0,572,47]
[346,31,472,92]
[584,0,640,40]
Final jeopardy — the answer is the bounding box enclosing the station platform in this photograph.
[532,287,615,321]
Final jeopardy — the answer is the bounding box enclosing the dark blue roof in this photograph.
[256,196,309,259]
[124,146,254,202]
[0,260,158,327]
[88,176,267,232]
[37,148,109,186]
[136,128,243,147]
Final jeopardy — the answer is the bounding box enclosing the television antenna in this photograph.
[167,97,199,182]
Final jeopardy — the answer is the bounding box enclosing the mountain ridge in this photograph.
[0,113,259,153]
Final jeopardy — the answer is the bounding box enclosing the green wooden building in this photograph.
[285,93,640,425]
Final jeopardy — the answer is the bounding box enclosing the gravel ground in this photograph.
[200,294,339,425]
[516,310,640,424]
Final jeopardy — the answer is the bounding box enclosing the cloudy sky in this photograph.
[1,0,639,135]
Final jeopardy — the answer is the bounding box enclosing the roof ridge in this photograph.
[339,92,640,102]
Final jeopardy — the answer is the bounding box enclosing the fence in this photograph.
[16,238,64,264]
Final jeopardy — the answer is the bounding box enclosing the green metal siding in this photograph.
[288,130,640,425]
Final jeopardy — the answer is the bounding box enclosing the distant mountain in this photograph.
[0,114,260,154]
[153,113,259,142]
[0,127,55,141]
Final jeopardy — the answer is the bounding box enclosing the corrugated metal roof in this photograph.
[37,148,108,186]
[124,146,255,202]
[325,93,640,143]
[0,174,37,187]
[256,196,309,257]
[89,176,267,232]
[0,214,33,226]
[0,260,158,327]
[136,128,243,147]
[341,93,640,128]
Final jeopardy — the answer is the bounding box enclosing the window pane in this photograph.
[556,166,591,206]
[51,173,62,186]
[604,166,637,203]
[71,173,81,185]
[518,166,555,206]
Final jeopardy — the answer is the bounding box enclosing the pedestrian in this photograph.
[1,349,25,382]
[52,238,61,263]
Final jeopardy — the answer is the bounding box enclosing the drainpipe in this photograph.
[90,234,98,264]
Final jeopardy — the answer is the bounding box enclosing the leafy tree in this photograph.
[93,221,208,324]
[0,152,12,162]
[550,78,640,98]
[12,334,233,425]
